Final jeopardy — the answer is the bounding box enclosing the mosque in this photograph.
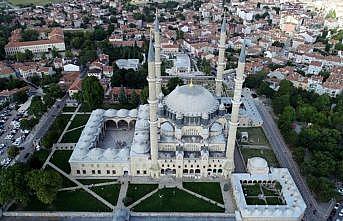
[69,17,252,179]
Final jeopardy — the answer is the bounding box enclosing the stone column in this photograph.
[147,35,160,178]
[224,41,246,176]
[215,17,227,97]
[154,16,162,98]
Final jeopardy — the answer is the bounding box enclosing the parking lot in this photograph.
[0,104,30,167]
[328,202,343,221]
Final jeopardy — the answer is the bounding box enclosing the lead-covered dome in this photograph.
[163,85,219,117]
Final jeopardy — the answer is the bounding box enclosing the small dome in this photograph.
[77,141,90,149]
[219,102,225,110]
[164,85,219,117]
[135,119,149,130]
[73,148,88,159]
[116,109,128,118]
[250,157,268,168]
[161,122,174,132]
[129,109,138,118]
[116,148,130,160]
[103,148,118,160]
[104,109,117,118]
[93,109,105,116]
[87,148,103,160]
[210,122,222,132]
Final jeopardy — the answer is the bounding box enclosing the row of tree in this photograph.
[0,164,62,206]
[246,72,342,201]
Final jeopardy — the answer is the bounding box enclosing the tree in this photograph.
[7,146,19,159]
[0,164,29,205]
[277,80,293,96]
[26,170,62,204]
[12,90,28,103]
[118,86,128,104]
[313,94,331,112]
[256,81,274,98]
[272,94,290,114]
[51,47,59,58]
[297,104,316,123]
[43,83,63,107]
[21,29,39,41]
[28,96,46,117]
[140,86,148,104]
[65,50,73,58]
[81,76,104,110]
[129,90,140,107]
[166,77,184,94]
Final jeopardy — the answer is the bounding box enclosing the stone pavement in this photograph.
[116,180,128,207]
[220,181,235,213]
[127,188,159,209]
[58,181,119,191]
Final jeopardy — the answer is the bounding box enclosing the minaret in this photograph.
[215,17,227,97]
[224,40,246,176]
[147,35,159,177]
[154,15,162,98]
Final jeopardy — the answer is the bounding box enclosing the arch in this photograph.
[213,169,217,173]
[129,119,136,129]
[195,169,200,174]
[183,169,188,173]
[161,169,165,174]
[218,169,222,173]
[117,119,129,129]
[190,169,194,174]
[105,119,117,128]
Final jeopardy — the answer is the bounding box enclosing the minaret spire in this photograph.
[147,32,159,178]
[154,11,162,98]
[224,39,246,177]
[215,15,227,97]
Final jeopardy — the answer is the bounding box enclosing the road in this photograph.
[15,96,67,163]
[255,101,324,221]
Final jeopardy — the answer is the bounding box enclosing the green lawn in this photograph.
[90,184,121,205]
[41,114,72,148]
[242,183,285,205]
[61,128,83,143]
[28,149,50,169]
[8,0,59,6]
[241,148,279,167]
[78,179,116,185]
[238,127,269,146]
[68,114,90,129]
[62,106,77,112]
[124,184,159,206]
[132,188,224,212]
[11,189,111,212]
[183,182,223,204]
[49,150,73,173]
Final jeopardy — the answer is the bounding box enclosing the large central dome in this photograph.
[163,84,219,117]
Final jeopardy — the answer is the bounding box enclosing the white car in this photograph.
[5,134,13,140]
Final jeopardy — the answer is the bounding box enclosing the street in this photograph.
[255,100,325,221]
[15,96,67,163]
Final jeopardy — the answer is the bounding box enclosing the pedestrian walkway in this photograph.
[64,125,85,133]
[58,181,119,191]
[42,148,56,169]
[57,105,81,143]
[180,187,225,209]
[47,162,115,210]
[127,188,159,209]
[116,180,128,207]
[220,181,235,213]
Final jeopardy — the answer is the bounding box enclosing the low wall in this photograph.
[53,143,76,150]
[3,212,112,217]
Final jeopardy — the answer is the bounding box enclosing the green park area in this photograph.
[183,182,223,204]
[90,184,121,205]
[41,114,71,148]
[61,128,83,143]
[132,187,224,212]
[8,0,59,6]
[241,148,279,167]
[62,106,77,112]
[49,150,73,173]
[68,114,91,129]
[237,127,269,146]
[11,189,111,212]
[124,184,158,206]
[242,182,285,205]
